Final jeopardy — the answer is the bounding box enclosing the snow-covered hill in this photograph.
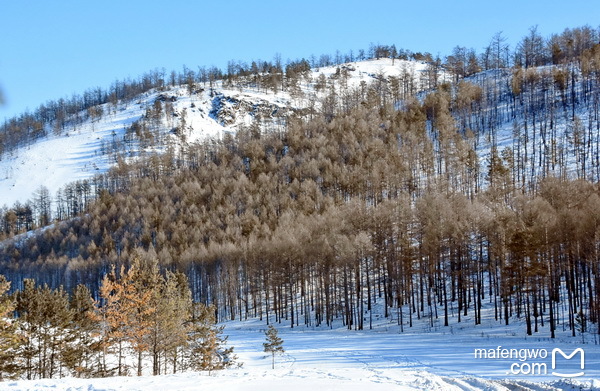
[3,56,597,210]
[0,58,434,208]
[2,54,600,391]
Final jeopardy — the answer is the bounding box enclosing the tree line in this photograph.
[3,25,600,241]
[0,41,414,160]
[4,25,596,161]
[0,257,236,380]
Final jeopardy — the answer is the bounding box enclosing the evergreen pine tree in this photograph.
[15,279,42,380]
[0,275,23,380]
[263,324,284,369]
[41,284,73,379]
[62,284,99,378]
[159,271,192,375]
[188,303,236,373]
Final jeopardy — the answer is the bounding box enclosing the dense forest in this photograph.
[0,259,237,380]
[0,24,600,361]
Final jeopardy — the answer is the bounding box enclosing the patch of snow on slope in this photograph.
[0,103,141,207]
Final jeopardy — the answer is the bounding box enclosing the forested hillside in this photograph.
[1,25,600,344]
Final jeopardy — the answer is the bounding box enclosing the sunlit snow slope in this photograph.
[0,58,432,207]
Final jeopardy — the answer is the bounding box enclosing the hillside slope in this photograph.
[0,58,433,208]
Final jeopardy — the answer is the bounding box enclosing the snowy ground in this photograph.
[2,312,599,391]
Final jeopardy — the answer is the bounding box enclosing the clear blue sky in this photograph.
[1,0,599,121]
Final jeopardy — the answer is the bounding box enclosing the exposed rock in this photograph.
[209,94,297,127]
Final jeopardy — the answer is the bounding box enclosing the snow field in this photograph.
[3,300,599,391]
